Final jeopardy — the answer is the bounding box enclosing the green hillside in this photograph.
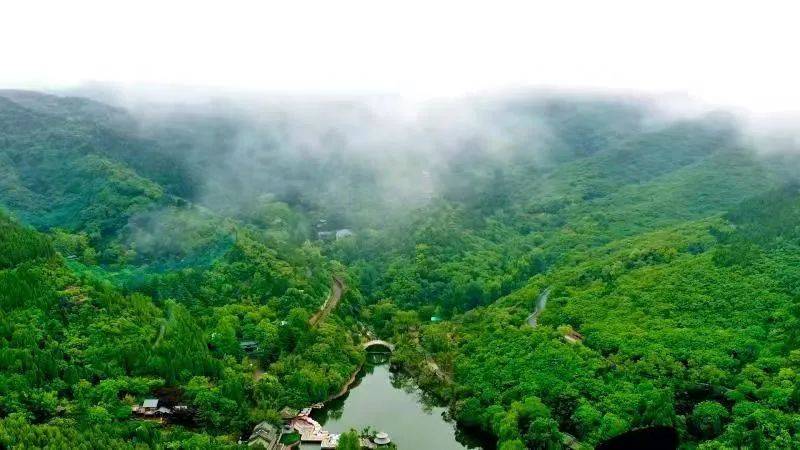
[1,90,799,448]
[0,92,362,448]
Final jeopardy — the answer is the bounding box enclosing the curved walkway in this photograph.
[309,277,345,327]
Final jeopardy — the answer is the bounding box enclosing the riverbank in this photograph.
[313,361,493,450]
[326,363,363,403]
[380,340,497,449]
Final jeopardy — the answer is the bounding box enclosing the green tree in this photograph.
[691,401,729,439]
[337,429,361,450]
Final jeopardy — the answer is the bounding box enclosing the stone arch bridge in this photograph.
[362,339,395,352]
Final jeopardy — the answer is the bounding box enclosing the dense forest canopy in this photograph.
[1,88,800,449]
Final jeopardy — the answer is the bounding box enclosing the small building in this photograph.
[373,431,391,446]
[140,399,159,416]
[335,229,354,240]
[279,407,298,421]
[132,399,162,417]
[248,422,280,449]
[361,438,378,449]
[317,231,335,240]
[240,341,259,353]
[321,433,340,449]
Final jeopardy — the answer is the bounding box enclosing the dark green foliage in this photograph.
[0,211,54,269]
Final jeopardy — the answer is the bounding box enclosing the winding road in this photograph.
[525,288,551,328]
[251,277,346,381]
[309,277,345,327]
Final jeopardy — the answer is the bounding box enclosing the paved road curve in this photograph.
[525,288,551,328]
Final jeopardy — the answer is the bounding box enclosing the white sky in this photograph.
[2,0,799,112]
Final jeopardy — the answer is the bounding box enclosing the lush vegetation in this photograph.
[329,105,800,448]
[0,91,364,447]
[1,89,800,448]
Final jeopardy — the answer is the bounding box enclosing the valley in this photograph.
[1,89,799,449]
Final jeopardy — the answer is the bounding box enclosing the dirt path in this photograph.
[309,277,345,327]
[248,356,266,382]
[249,278,345,382]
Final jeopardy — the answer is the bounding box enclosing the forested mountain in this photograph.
[1,89,799,448]
[0,91,363,448]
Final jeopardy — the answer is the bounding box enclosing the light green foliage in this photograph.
[3,90,800,449]
[336,429,361,450]
[339,105,800,448]
[0,195,358,445]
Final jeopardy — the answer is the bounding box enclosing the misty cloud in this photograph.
[58,85,800,236]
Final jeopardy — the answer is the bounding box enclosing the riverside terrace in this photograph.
[246,407,391,449]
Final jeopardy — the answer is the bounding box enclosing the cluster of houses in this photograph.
[315,218,355,242]
[132,396,393,449]
[247,422,282,450]
[131,399,190,421]
[245,406,391,450]
[317,228,354,241]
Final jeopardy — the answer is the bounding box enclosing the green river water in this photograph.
[302,358,493,450]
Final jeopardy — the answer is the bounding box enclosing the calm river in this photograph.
[303,357,494,450]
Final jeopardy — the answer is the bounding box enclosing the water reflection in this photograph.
[366,351,391,365]
[312,360,494,450]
